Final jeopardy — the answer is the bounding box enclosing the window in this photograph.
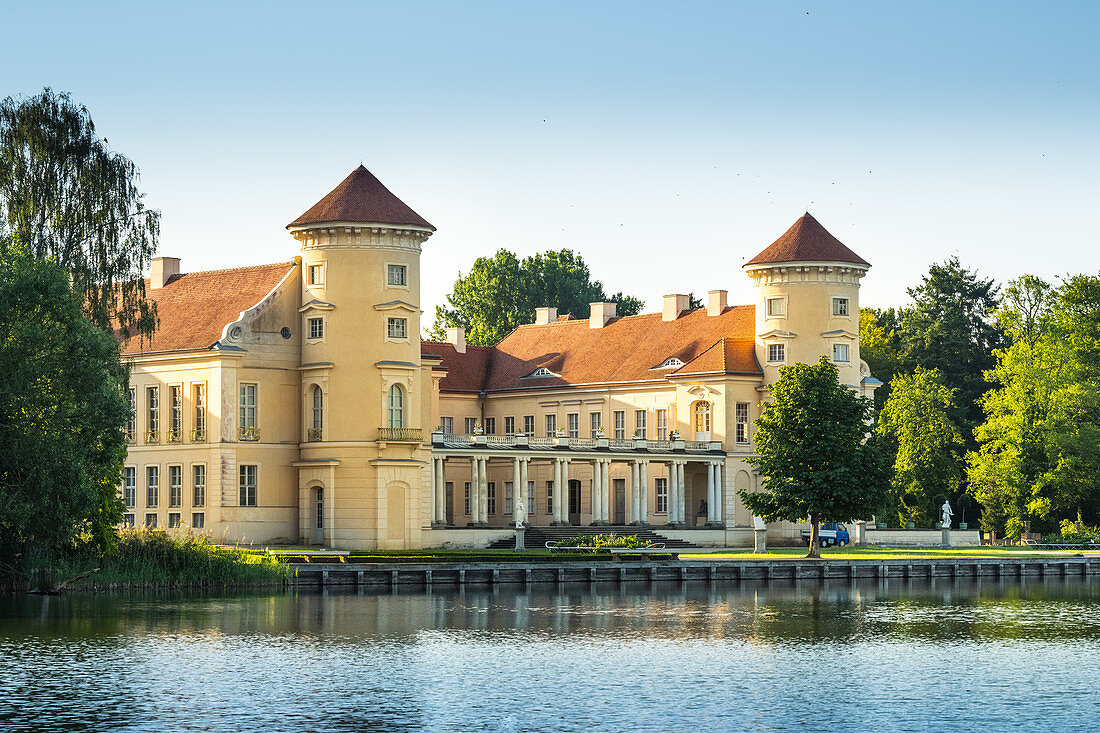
[168,386,182,442]
[388,384,404,428]
[767,297,785,317]
[464,482,471,515]
[308,264,324,286]
[308,317,324,339]
[123,467,136,509]
[123,514,135,528]
[736,403,750,444]
[387,317,407,339]
[465,417,478,434]
[546,481,553,515]
[192,383,206,441]
[832,297,849,317]
[239,384,257,439]
[168,513,181,529]
[193,465,206,507]
[635,410,647,438]
[614,410,626,440]
[146,466,159,508]
[126,388,136,440]
[311,385,323,438]
[523,415,535,436]
[145,514,158,529]
[655,357,684,369]
[487,482,496,515]
[526,367,555,378]
[484,417,496,435]
[441,416,454,434]
[545,414,557,436]
[503,416,515,436]
[768,343,785,363]
[656,409,668,441]
[239,465,257,507]
[590,412,601,437]
[169,465,182,508]
[656,477,668,514]
[192,513,205,529]
[694,401,712,436]
[387,263,407,286]
[528,482,535,516]
[833,343,850,363]
[505,482,514,514]
[567,413,579,438]
[146,386,159,441]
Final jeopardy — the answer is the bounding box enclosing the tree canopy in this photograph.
[0,88,159,338]
[0,241,128,564]
[741,357,887,557]
[429,248,644,345]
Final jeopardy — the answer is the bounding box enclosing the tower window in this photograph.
[308,264,324,286]
[388,384,405,428]
[387,264,407,286]
[832,297,849,317]
[387,318,407,339]
[833,343,850,363]
[768,344,785,363]
[308,317,324,339]
[767,297,786,317]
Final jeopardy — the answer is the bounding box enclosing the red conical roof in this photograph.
[745,213,868,267]
[287,165,434,230]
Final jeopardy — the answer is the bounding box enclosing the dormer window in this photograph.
[524,367,558,378]
[654,357,685,370]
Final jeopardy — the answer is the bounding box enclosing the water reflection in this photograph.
[2,577,1100,732]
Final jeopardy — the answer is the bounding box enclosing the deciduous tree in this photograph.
[740,357,887,558]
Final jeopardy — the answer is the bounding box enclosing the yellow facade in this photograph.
[121,169,877,549]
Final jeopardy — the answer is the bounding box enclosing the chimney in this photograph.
[662,294,690,321]
[589,302,616,329]
[535,307,558,325]
[707,290,728,317]
[446,327,466,354]
[150,257,181,289]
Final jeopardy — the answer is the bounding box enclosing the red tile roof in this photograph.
[121,262,296,355]
[423,306,761,393]
[745,213,869,267]
[287,165,434,230]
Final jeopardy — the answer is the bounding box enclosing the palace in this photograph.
[120,165,879,549]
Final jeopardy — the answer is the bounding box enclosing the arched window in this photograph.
[693,400,712,438]
[312,386,323,430]
[388,384,404,429]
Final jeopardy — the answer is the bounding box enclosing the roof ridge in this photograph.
[173,260,296,278]
[513,303,755,329]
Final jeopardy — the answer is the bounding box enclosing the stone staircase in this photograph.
[486,525,698,550]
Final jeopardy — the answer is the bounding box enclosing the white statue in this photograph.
[941,500,953,529]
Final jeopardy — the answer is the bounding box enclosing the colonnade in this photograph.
[427,454,726,528]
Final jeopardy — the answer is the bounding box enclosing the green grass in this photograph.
[687,546,1100,561]
[8,528,288,592]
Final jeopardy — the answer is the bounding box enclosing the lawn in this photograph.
[685,546,1100,561]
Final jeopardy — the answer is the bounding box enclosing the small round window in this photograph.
[280,327,292,339]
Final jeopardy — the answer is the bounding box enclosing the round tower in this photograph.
[742,213,871,391]
[287,165,435,549]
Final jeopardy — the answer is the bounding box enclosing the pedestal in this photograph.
[514,526,525,552]
[754,527,767,554]
[941,528,951,548]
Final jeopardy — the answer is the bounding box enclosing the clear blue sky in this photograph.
[3,1,1098,319]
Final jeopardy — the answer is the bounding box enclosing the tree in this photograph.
[877,368,963,527]
[898,257,1003,439]
[740,357,887,558]
[0,241,128,566]
[859,306,904,411]
[430,248,644,345]
[0,88,159,338]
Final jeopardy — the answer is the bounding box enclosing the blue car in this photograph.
[800,522,850,547]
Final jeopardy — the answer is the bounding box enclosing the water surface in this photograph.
[2,577,1099,732]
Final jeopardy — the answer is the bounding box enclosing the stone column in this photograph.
[468,456,480,527]
[552,458,564,525]
[638,460,649,526]
[706,462,716,524]
[437,457,447,525]
[560,458,571,525]
[512,457,522,524]
[518,457,529,526]
[675,461,686,525]
[478,457,489,525]
[630,461,640,524]
[602,460,611,522]
[666,460,678,526]
[591,459,604,525]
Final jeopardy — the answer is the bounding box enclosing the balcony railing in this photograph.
[144,430,160,445]
[166,428,182,444]
[239,425,260,442]
[125,430,135,444]
[429,431,725,454]
[307,428,323,442]
[378,427,423,442]
[190,427,206,443]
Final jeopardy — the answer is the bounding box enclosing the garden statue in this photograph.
[941,500,953,530]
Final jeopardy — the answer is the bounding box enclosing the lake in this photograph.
[2,576,1099,732]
